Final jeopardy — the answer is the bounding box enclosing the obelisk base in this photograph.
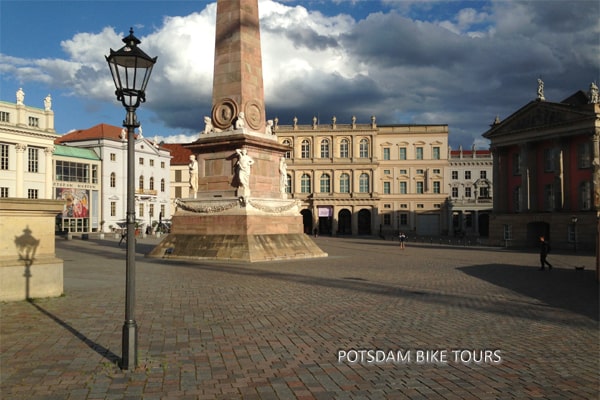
[147,198,327,262]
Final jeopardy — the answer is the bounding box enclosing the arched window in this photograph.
[340,173,350,193]
[359,173,369,193]
[161,178,165,192]
[139,175,144,190]
[359,138,369,158]
[286,174,292,193]
[340,139,349,158]
[282,139,292,159]
[149,177,155,191]
[301,139,311,159]
[110,172,116,188]
[320,139,330,158]
[320,173,331,193]
[300,173,311,193]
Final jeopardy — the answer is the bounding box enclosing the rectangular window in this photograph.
[161,161,165,168]
[160,205,165,218]
[138,203,144,217]
[503,224,512,240]
[400,213,408,225]
[399,148,406,160]
[28,117,39,127]
[0,111,10,122]
[92,165,98,184]
[452,171,458,180]
[452,187,458,197]
[416,147,423,160]
[27,189,38,199]
[433,169,440,174]
[0,144,8,170]
[175,186,182,198]
[383,169,390,175]
[149,159,154,167]
[416,169,424,175]
[110,153,116,161]
[400,181,407,194]
[383,204,391,209]
[399,169,407,175]
[175,170,182,182]
[383,181,391,194]
[465,187,472,198]
[416,182,424,194]
[383,148,390,160]
[110,201,116,217]
[149,204,154,218]
[578,142,591,168]
[28,147,39,173]
[417,203,424,208]
[433,181,440,194]
[432,147,440,160]
[400,204,408,209]
[139,157,144,165]
[383,214,391,225]
[464,171,471,180]
[480,170,487,179]
[0,187,8,197]
[55,160,90,182]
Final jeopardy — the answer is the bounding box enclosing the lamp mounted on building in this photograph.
[106,28,157,371]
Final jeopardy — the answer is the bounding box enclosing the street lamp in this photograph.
[106,28,157,370]
[571,216,578,253]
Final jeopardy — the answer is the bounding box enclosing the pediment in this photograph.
[484,101,594,139]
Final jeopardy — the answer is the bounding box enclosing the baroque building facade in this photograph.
[445,146,493,238]
[0,89,58,200]
[55,124,172,233]
[483,82,600,250]
[273,116,450,237]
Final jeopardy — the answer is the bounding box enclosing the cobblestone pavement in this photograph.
[1,235,598,400]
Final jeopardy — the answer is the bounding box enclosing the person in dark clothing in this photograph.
[539,236,552,270]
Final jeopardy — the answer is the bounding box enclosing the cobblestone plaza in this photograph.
[1,236,598,399]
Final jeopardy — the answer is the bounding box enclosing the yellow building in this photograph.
[274,116,449,237]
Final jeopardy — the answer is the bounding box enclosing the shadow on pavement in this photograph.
[27,300,121,364]
[458,264,599,321]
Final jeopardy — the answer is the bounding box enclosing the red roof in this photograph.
[55,123,129,144]
[161,143,192,165]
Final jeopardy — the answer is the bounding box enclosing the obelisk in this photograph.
[211,0,265,133]
[148,0,327,261]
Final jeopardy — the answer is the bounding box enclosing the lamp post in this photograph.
[571,216,578,253]
[106,28,157,370]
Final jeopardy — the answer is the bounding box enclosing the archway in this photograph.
[337,209,352,235]
[357,209,371,235]
[300,209,313,235]
[478,213,490,237]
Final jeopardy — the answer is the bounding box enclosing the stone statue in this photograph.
[235,148,254,197]
[265,119,274,135]
[189,155,199,198]
[537,78,545,101]
[137,124,143,138]
[120,128,127,141]
[16,88,24,105]
[351,115,356,125]
[235,112,246,130]
[44,94,52,111]
[589,82,599,104]
[279,157,287,193]
[202,116,221,134]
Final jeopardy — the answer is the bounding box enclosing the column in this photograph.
[45,147,54,199]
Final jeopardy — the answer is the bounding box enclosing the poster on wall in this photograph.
[55,188,89,218]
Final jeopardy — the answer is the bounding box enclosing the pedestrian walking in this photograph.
[399,232,406,250]
[539,236,552,270]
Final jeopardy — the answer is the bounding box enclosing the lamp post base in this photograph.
[120,320,138,370]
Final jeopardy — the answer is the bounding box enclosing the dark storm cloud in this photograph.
[266,25,339,51]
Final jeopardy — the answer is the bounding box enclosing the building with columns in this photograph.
[445,146,493,238]
[483,83,600,250]
[0,89,58,199]
[274,116,450,237]
[55,124,172,233]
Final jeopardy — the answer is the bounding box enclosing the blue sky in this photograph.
[1,0,598,148]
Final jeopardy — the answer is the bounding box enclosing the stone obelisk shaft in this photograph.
[211,0,265,133]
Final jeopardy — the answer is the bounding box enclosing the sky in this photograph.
[1,0,598,149]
